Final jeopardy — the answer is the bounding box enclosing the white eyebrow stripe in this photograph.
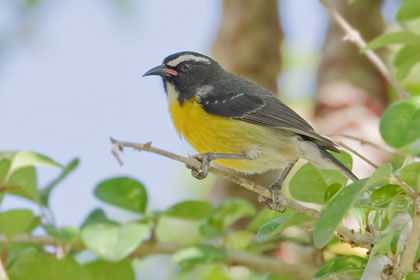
[166,54,211,67]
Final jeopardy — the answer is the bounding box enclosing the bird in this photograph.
[143,51,358,207]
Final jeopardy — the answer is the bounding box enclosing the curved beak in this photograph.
[143,64,177,77]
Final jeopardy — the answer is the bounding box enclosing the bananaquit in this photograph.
[143,51,358,205]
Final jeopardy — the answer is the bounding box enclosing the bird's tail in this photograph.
[319,148,358,182]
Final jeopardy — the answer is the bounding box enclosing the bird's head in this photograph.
[143,51,223,103]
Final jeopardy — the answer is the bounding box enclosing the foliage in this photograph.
[2,1,420,279]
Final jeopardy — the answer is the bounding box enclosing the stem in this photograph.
[111,138,375,249]
[330,134,407,159]
[318,0,410,99]
[334,140,378,168]
[0,260,9,280]
[0,186,21,193]
[394,198,420,279]
[2,235,314,279]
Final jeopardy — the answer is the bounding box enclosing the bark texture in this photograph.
[210,0,283,208]
[315,0,387,119]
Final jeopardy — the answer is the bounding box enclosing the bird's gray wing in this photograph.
[199,88,338,152]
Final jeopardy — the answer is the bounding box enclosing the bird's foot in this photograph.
[258,183,286,211]
[186,153,213,180]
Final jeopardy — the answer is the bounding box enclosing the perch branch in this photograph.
[110,138,374,249]
[318,0,409,99]
[1,235,314,279]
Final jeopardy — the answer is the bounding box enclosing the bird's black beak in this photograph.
[143,64,178,78]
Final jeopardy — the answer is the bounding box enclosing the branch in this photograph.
[318,0,410,99]
[334,140,378,169]
[111,138,374,249]
[3,235,314,279]
[131,242,315,279]
[394,197,420,279]
[330,134,407,159]
[0,185,22,193]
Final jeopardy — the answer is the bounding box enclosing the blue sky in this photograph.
[1,0,329,226]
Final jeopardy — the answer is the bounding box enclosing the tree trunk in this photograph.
[210,0,283,208]
[315,0,389,178]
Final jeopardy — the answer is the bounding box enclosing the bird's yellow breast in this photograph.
[169,97,249,154]
[168,97,297,173]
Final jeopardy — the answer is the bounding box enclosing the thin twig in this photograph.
[2,235,314,279]
[330,134,407,159]
[394,198,420,279]
[110,138,375,249]
[318,0,410,99]
[334,140,378,168]
[0,185,21,193]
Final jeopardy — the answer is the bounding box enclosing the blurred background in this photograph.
[0,0,408,277]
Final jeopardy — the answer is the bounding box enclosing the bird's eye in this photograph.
[180,63,191,72]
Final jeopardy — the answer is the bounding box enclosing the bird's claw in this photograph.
[187,153,212,180]
[258,184,286,211]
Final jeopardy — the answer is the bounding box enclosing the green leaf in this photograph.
[349,207,366,228]
[81,208,117,228]
[395,45,420,67]
[380,97,420,147]
[407,272,420,280]
[6,166,40,202]
[0,209,35,239]
[372,229,395,256]
[156,216,202,245]
[387,195,409,220]
[40,158,79,206]
[367,164,393,187]
[313,179,367,248]
[396,0,420,21]
[199,223,223,238]
[10,151,62,172]
[257,213,311,242]
[324,183,343,204]
[0,159,11,203]
[8,253,93,280]
[370,184,402,206]
[43,225,79,242]
[289,151,352,204]
[205,264,230,280]
[84,260,135,280]
[0,158,11,183]
[0,152,17,161]
[394,45,420,81]
[173,244,227,265]
[371,210,391,231]
[201,199,256,237]
[248,208,296,231]
[224,230,255,250]
[5,244,43,268]
[366,31,420,50]
[165,200,212,221]
[396,55,420,81]
[314,255,367,280]
[94,177,148,214]
[399,162,420,191]
[81,222,150,261]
